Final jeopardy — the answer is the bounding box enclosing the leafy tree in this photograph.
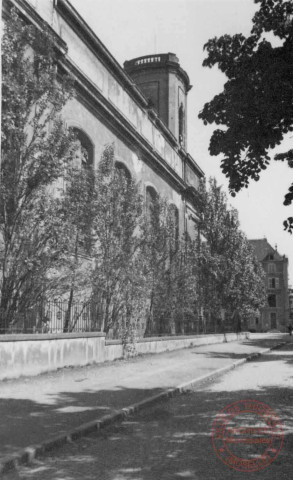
[52,165,95,332]
[141,193,199,336]
[0,9,76,332]
[163,237,198,335]
[199,179,266,331]
[199,0,293,232]
[142,196,175,335]
[90,145,150,341]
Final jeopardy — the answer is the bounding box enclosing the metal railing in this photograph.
[0,300,237,336]
[0,300,102,334]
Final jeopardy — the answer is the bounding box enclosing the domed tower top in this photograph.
[124,53,192,149]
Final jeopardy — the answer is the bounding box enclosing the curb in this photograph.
[0,340,287,476]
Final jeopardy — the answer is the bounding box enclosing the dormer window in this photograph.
[268,263,276,273]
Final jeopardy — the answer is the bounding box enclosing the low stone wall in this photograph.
[105,332,249,362]
[0,331,249,381]
[104,340,123,362]
[0,332,105,381]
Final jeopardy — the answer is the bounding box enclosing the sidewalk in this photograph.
[0,333,288,472]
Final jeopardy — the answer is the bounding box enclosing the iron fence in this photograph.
[144,318,236,337]
[0,300,103,334]
[0,299,237,336]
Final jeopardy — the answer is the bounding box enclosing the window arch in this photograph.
[72,128,94,169]
[114,161,131,185]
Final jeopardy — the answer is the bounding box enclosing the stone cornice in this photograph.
[183,185,204,212]
[3,0,68,54]
[59,57,187,193]
[179,149,205,179]
[54,0,203,176]
[3,0,204,196]
[55,0,149,109]
[147,109,178,147]
[124,53,192,92]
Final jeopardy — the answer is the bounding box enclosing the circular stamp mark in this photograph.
[211,399,284,472]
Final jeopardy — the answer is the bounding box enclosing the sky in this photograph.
[71,0,293,283]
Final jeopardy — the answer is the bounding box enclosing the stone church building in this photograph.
[5,0,204,241]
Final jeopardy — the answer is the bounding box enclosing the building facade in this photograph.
[249,239,289,332]
[289,287,293,323]
[3,0,204,241]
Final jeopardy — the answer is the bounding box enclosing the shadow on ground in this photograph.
[5,346,293,480]
[191,336,291,361]
[0,337,290,461]
[0,385,165,460]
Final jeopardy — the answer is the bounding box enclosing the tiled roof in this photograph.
[248,238,284,262]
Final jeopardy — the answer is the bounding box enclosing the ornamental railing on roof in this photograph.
[134,56,161,65]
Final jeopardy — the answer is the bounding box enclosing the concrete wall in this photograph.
[105,332,250,362]
[0,332,249,381]
[0,333,105,381]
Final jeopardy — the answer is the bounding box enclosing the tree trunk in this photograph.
[63,286,73,333]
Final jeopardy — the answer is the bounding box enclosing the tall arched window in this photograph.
[70,129,94,255]
[72,128,94,169]
[178,103,184,146]
[146,186,158,222]
[169,204,179,251]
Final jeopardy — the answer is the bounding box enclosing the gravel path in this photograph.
[7,339,293,480]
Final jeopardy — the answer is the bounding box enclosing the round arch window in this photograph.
[72,128,94,169]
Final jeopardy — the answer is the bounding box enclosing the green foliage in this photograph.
[90,145,149,339]
[199,0,293,232]
[140,193,197,336]
[198,179,266,331]
[0,9,76,331]
[0,8,267,339]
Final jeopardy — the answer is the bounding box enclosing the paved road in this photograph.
[0,334,283,465]
[7,340,293,480]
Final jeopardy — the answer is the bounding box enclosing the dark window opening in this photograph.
[178,103,184,146]
[70,129,94,254]
[72,128,94,169]
[268,294,276,308]
[114,162,132,218]
[115,161,131,185]
[146,186,158,222]
[169,204,179,252]
[268,263,276,273]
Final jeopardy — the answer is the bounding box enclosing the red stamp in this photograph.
[212,399,284,472]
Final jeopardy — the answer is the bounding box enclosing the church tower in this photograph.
[124,53,192,149]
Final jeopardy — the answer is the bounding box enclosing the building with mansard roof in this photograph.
[3,0,204,242]
[249,238,289,332]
